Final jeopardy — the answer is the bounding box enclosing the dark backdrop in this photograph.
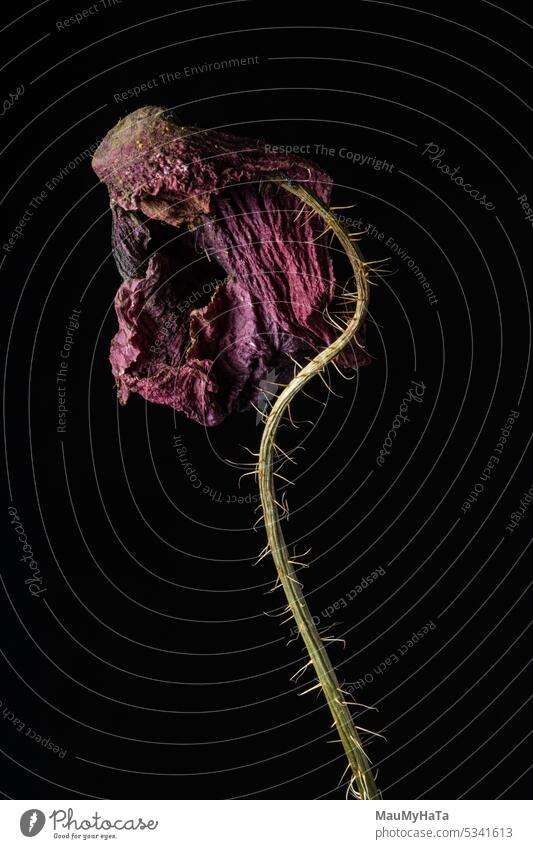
[1,0,532,800]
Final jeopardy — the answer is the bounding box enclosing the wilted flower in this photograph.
[93,106,369,425]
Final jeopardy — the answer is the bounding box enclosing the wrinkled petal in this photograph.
[93,106,370,425]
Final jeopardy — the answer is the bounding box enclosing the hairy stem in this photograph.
[257,177,379,800]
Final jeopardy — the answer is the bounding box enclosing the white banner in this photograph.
[0,800,530,848]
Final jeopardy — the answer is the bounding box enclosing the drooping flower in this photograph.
[93,106,369,425]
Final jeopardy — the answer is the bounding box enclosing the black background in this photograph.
[1,0,532,800]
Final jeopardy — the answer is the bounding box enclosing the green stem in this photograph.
[257,178,379,800]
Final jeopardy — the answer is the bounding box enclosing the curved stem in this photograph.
[257,178,379,800]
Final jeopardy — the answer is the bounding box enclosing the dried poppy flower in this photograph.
[92,106,369,425]
[93,107,378,800]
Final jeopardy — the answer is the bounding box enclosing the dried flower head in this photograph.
[93,106,369,425]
